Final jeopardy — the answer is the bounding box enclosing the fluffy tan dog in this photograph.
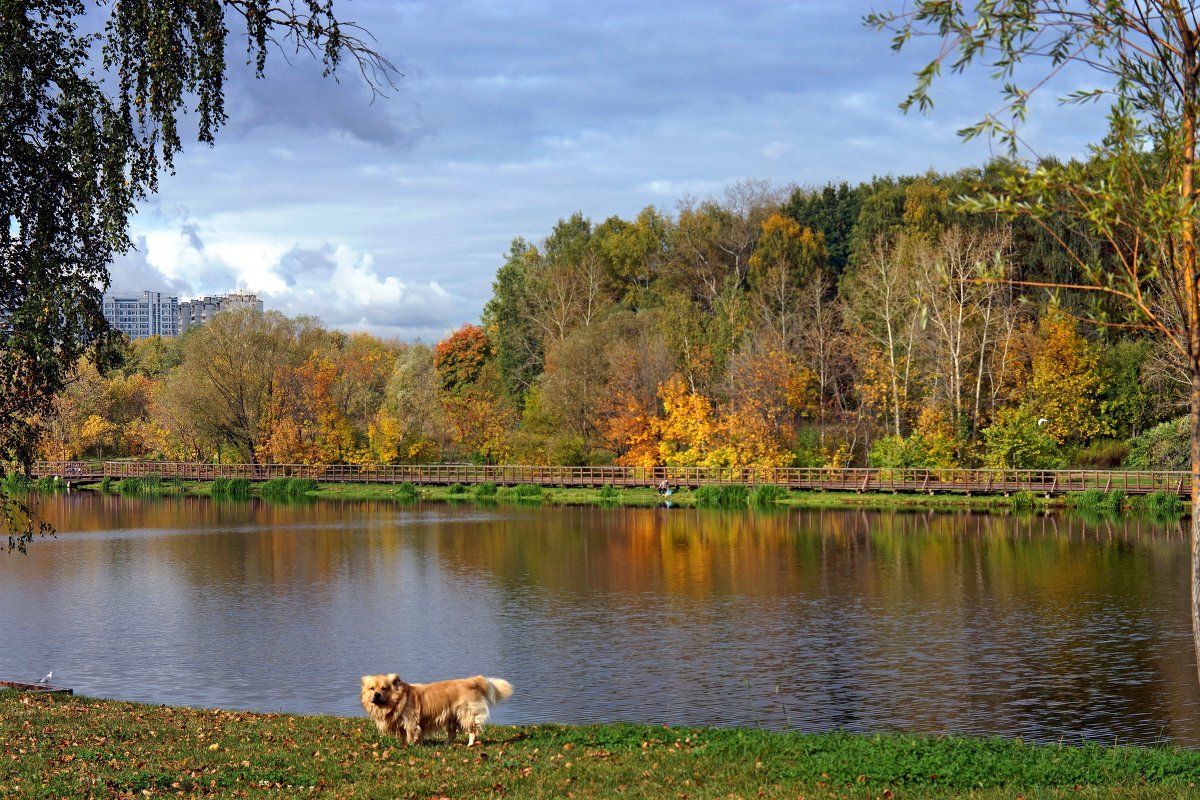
[360,673,513,746]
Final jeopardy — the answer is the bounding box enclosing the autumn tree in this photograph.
[165,309,305,464]
[372,343,451,463]
[747,213,826,353]
[434,325,515,463]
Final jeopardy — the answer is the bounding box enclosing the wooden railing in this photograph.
[29,461,1195,497]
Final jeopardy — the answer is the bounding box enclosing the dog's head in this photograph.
[361,673,407,710]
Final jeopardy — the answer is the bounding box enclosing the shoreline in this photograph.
[2,692,1197,799]
[59,478,1191,518]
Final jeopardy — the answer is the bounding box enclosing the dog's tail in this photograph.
[484,677,513,704]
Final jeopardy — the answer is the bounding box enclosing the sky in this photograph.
[109,0,1107,343]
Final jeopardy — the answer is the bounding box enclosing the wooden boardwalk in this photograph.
[30,460,1194,497]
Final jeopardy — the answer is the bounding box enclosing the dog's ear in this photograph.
[389,673,402,687]
[361,675,371,686]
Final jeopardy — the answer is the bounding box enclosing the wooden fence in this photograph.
[29,461,1194,497]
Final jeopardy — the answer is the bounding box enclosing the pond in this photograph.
[1,492,1197,746]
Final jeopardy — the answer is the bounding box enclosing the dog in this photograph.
[360,673,513,746]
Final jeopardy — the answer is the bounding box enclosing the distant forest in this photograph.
[36,162,1194,471]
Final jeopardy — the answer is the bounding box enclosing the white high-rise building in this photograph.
[101,291,180,340]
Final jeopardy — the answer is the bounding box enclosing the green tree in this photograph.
[482,238,544,405]
[782,182,863,276]
[2,0,393,551]
[868,0,1200,679]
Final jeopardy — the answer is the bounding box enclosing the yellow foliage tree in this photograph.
[1022,315,1107,446]
[655,374,717,466]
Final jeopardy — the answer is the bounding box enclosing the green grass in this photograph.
[260,477,319,500]
[693,484,749,508]
[1131,490,1185,517]
[749,484,788,507]
[210,477,252,499]
[1009,490,1038,511]
[1,692,1198,799]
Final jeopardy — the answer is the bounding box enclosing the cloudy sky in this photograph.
[110,0,1106,342]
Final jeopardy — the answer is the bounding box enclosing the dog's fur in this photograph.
[360,673,513,746]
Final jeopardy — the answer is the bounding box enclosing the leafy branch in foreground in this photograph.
[1,1,397,548]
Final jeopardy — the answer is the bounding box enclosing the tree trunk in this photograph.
[1192,368,1200,687]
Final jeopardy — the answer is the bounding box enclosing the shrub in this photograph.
[447,482,467,495]
[211,477,230,496]
[396,482,418,498]
[1125,416,1189,470]
[474,482,498,498]
[749,484,787,507]
[512,484,542,498]
[99,476,114,493]
[597,485,618,500]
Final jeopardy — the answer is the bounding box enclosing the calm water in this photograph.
[2,492,1198,746]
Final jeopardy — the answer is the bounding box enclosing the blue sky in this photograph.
[110,0,1105,342]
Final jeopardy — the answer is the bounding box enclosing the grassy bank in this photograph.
[64,475,1192,518]
[76,476,1068,511]
[1,692,1197,799]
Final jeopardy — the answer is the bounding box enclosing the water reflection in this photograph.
[1,493,1196,746]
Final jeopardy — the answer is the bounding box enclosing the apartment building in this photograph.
[178,291,264,332]
[101,291,181,340]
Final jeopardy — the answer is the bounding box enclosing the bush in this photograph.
[474,482,498,498]
[211,477,230,496]
[99,475,114,493]
[597,485,618,500]
[749,484,787,507]
[396,482,418,498]
[447,482,467,495]
[512,484,542,498]
[1125,416,1189,470]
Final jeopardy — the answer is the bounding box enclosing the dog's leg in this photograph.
[445,718,459,745]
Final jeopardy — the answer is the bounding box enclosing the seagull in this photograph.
[1037,418,1048,427]
[36,671,52,685]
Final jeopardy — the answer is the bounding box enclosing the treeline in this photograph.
[35,167,1196,470]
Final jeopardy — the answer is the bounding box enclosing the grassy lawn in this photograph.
[2,692,1198,799]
